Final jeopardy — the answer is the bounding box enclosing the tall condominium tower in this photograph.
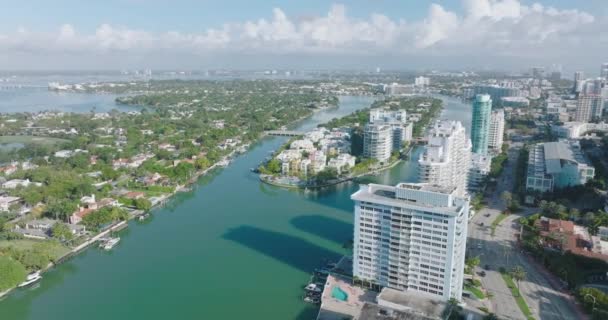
[418,120,471,197]
[363,124,393,163]
[574,71,584,93]
[575,80,605,122]
[470,94,492,155]
[601,63,608,80]
[369,109,413,150]
[351,182,469,301]
[488,109,505,152]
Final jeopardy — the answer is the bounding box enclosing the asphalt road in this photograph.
[465,145,581,320]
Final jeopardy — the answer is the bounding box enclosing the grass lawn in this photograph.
[501,272,535,320]
[0,135,69,146]
[464,283,486,299]
[0,239,71,260]
[491,213,509,236]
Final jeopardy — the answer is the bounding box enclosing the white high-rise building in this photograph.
[351,182,469,301]
[369,109,413,150]
[574,71,584,93]
[414,76,430,87]
[574,79,605,122]
[488,109,505,152]
[601,63,608,80]
[418,120,471,197]
[363,124,393,163]
[468,153,492,192]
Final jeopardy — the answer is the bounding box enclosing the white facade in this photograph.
[369,109,413,150]
[418,120,471,197]
[363,124,393,163]
[488,109,505,152]
[327,153,356,174]
[526,141,595,192]
[414,76,430,87]
[351,183,469,301]
[552,122,608,139]
[468,153,491,192]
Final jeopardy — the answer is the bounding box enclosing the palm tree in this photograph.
[510,266,526,292]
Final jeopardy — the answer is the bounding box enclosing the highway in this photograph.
[465,145,581,320]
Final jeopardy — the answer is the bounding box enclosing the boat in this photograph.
[18,271,42,287]
[101,237,120,250]
[305,283,322,293]
[138,213,150,221]
[304,296,321,304]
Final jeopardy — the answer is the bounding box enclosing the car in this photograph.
[484,264,491,270]
[479,271,486,277]
[479,222,484,226]
[484,213,491,217]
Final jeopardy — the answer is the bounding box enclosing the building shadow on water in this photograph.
[290,215,352,245]
[222,225,342,273]
[294,306,320,320]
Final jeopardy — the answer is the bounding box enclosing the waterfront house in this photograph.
[0,196,21,211]
[124,191,145,200]
[2,179,42,189]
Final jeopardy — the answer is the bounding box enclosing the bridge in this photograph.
[265,130,304,137]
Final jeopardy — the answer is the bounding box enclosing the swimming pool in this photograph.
[331,286,348,301]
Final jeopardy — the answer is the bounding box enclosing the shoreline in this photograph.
[259,155,406,190]
[0,98,345,300]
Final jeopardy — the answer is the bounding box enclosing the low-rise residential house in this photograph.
[70,207,95,224]
[54,149,88,158]
[290,139,315,151]
[14,218,87,239]
[0,165,18,176]
[310,150,327,173]
[2,179,42,189]
[158,143,177,152]
[327,153,356,174]
[276,150,302,163]
[0,196,21,211]
[124,191,145,200]
[536,216,608,262]
[138,172,164,186]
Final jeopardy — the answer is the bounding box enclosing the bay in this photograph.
[0,94,472,320]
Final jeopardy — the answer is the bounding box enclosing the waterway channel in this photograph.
[0,94,472,320]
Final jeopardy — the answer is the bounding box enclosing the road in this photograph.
[465,145,581,320]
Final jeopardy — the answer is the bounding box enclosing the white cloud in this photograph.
[0,1,602,64]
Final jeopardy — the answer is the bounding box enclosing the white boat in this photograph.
[305,283,322,293]
[18,271,42,287]
[304,296,320,304]
[102,237,120,250]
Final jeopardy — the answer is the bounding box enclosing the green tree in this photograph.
[0,256,27,291]
[501,191,513,210]
[51,222,74,241]
[266,159,281,174]
[134,198,152,212]
[45,199,78,221]
[195,156,211,170]
[466,256,481,275]
[510,266,526,291]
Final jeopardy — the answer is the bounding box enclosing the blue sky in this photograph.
[1,0,604,33]
[0,0,606,71]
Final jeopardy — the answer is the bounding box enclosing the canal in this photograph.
[0,95,471,320]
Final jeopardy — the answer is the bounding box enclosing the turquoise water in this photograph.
[0,94,472,320]
[331,286,348,301]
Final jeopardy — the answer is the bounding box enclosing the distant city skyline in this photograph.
[0,1,607,72]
